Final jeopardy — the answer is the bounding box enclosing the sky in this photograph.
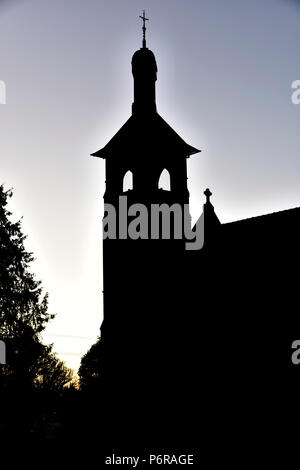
[1,0,300,372]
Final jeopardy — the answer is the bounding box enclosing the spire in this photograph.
[139,10,149,48]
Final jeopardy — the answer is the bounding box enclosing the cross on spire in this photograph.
[204,188,212,203]
[139,10,149,48]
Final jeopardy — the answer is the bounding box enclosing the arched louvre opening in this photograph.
[158,169,171,191]
[123,170,133,192]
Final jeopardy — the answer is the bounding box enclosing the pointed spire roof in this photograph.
[91,112,200,159]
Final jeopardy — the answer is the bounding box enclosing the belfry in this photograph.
[92,12,199,212]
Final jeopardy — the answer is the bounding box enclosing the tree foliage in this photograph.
[0,184,74,391]
[79,337,103,391]
[0,185,54,337]
[34,352,76,391]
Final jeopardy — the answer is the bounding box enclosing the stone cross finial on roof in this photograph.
[204,188,212,203]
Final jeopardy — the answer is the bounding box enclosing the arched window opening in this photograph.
[158,169,171,191]
[123,170,133,192]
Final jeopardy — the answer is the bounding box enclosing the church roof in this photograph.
[220,205,300,247]
[91,112,200,159]
[223,206,300,229]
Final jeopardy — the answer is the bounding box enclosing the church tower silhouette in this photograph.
[91,13,201,446]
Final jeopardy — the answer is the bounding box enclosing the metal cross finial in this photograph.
[139,10,149,48]
[204,188,212,203]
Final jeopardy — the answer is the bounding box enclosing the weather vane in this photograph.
[139,10,149,48]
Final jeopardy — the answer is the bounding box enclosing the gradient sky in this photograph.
[1,0,300,371]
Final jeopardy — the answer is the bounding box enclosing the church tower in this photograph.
[91,13,200,441]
